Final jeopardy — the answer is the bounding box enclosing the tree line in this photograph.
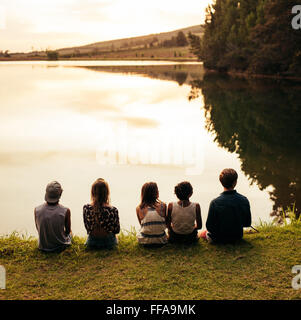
[0,50,10,57]
[189,0,301,76]
[120,31,188,49]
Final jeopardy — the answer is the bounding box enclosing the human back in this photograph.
[207,191,251,242]
[167,181,202,244]
[83,178,120,249]
[136,182,167,246]
[34,181,71,252]
[204,168,252,244]
[35,203,71,251]
[170,201,197,234]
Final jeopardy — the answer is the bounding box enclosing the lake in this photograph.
[0,60,300,237]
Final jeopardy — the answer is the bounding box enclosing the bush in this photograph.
[47,50,59,61]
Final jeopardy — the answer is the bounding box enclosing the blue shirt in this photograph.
[206,190,251,243]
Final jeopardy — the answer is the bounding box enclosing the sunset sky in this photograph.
[0,0,212,52]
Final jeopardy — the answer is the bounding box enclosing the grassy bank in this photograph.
[0,224,300,300]
[0,46,198,62]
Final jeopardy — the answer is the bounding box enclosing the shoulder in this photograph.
[194,203,201,209]
[58,204,69,211]
[35,203,45,211]
[158,201,167,208]
[136,205,146,217]
[209,196,220,206]
[157,201,167,213]
[83,204,93,213]
[105,205,118,211]
[235,192,250,203]
[104,205,119,214]
[110,206,119,213]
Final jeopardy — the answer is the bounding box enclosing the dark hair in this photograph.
[174,181,193,200]
[219,168,238,189]
[91,178,110,213]
[139,182,159,209]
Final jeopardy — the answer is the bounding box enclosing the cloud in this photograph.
[115,116,159,128]
[0,6,6,30]
[0,0,211,52]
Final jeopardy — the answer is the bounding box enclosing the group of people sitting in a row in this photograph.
[34,168,252,252]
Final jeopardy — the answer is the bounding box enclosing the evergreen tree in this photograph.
[190,0,301,76]
[176,31,188,46]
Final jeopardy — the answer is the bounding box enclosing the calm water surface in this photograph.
[0,61,299,236]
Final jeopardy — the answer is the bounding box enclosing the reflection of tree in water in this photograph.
[79,65,202,86]
[189,74,301,219]
[174,72,188,86]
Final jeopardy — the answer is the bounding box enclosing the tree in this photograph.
[46,50,59,60]
[188,32,201,57]
[162,36,177,48]
[191,0,301,76]
[249,0,301,75]
[176,31,188,46]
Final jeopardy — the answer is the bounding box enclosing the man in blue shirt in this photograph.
[201,168,251,244]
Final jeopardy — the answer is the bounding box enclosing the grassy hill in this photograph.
[0,222,300,300]
[57,25,203,57]
[2,25,203,61]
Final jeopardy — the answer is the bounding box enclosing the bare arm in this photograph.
[195,203,202,230]
[136,207,142,225]
[65,209,71,235]
[166,203,173,229]
[163,203,167,218]
[34,208,38,231]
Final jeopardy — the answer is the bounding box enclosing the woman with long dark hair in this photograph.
[83,178,120,249]
[136,182,167,247]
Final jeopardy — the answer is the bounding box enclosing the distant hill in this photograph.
[2,25,203,61]
[57,25,203,57]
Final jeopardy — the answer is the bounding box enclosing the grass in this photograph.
[0,217,301,300]
[87,46,197,61]
[0,46,198,62]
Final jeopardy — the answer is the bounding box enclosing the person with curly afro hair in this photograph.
[166,181,202,244]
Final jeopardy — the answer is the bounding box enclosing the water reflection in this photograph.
[77,64,204,86]
[189,74,301,219]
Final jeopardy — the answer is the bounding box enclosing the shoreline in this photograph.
[205,68,301,82]
[0,57,198,63]
[2,57,300,80]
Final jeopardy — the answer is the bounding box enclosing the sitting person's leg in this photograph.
[168,228,199,244]
[85,233,117,250]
